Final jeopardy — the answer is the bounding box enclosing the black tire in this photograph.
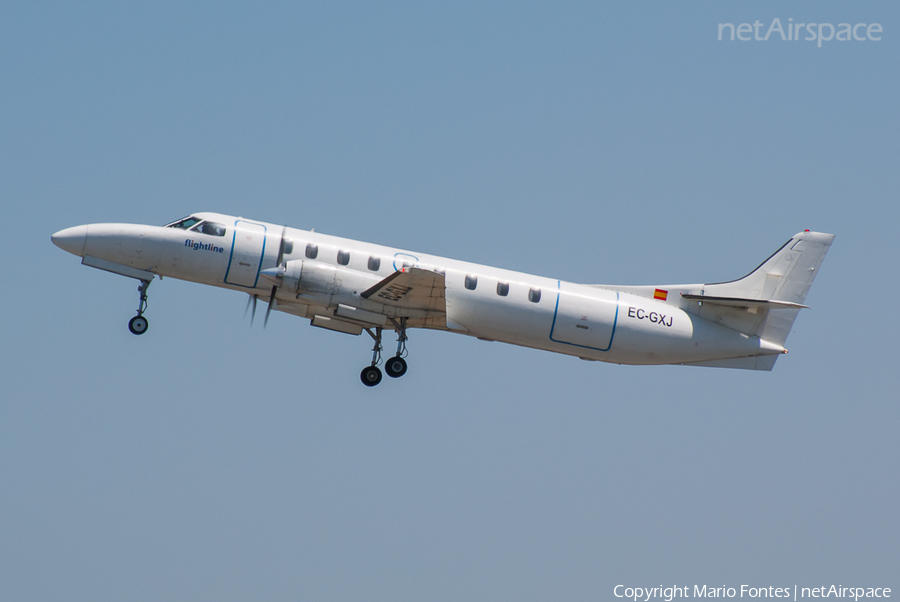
[128,315,149,335]
[360,365,382,387]
[384,356,408,378]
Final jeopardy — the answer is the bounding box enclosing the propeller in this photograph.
[244,293,259,326]
[264,225,289,328]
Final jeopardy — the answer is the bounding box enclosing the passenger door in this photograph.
[225,220,267,287]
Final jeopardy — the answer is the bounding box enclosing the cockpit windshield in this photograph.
[165,216,227,236]
[190,221,226,237]
[165,216,202,230]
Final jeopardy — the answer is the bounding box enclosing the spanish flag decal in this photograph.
[654,288,668,301]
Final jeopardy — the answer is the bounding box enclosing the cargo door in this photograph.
[549,283,619,352]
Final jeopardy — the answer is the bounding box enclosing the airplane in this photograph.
[51,212,834,386]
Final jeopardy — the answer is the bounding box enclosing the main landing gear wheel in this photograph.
[385,356,407,378]
[360,319,410,386]
[361,365,383,387]
[128,315,149,335]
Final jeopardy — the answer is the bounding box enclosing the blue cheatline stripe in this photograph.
[224,224,239,283]
[548,281,619,352]
[549,280,563,338]
[224,220,268,288]
[392,252,419,272]
[252,226,267,288]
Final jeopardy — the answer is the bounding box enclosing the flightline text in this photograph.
[185,239,225,253]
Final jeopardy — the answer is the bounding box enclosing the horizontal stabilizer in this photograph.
[598,230,834,349]
[680,294,808,310]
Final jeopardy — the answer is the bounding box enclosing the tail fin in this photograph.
[699,230,835,346]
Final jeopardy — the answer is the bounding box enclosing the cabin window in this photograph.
[465,275,478,290]
[337,250,350,265]
[306,243,318,259]
[166,216,202,230]
[190,221,226,237]
[282,239,293,255]
[434,268,446,277]
[528,287,541,303]
[368,256,381,271]
[496,282,509,296]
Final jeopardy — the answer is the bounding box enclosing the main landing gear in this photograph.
[360,318,409,387]
[127,278,152,335]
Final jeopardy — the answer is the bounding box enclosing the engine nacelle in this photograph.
[266,260,382,306]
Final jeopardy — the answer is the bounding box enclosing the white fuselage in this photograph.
[52,212,784,367]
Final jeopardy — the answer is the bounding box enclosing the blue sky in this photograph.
[1,2,898,601]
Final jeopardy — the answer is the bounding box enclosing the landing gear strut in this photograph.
[128,278,152,335]
[360,318,410,386]
[385,317,408,378]
[360,326,383,387]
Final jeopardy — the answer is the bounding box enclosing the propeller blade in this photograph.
[276,224,288,266]
[250,295,258,327]
[264,286,277,328]
[244,294,253,319]
[264,225,288,329]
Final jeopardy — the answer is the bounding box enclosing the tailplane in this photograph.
[592,230,835,370]
[700,230,835,346]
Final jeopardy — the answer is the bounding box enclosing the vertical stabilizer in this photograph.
[701,231,835,346]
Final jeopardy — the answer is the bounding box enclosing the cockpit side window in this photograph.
[166,216,202,230]
[190,221,226,237]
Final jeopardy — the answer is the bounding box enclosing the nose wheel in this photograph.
[128,315,149,335]
[128,278,152,335]
[360,318,410,386]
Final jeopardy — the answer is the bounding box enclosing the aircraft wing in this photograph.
[361,267,446,313]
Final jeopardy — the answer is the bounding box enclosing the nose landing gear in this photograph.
[128,278,152,335]
[360,318,410,386]
[128,315,148,335]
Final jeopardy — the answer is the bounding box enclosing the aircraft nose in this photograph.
[51,225,88,257]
